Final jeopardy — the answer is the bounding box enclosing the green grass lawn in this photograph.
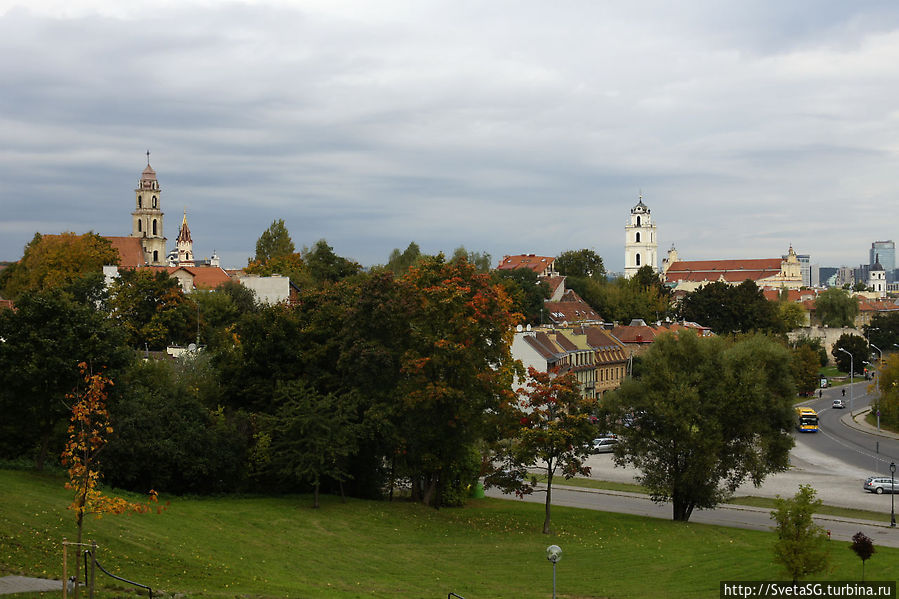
[2,469,897,599]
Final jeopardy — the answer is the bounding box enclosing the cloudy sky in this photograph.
[2,1,899,272]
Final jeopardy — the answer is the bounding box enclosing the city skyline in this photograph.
[3,1,899,271]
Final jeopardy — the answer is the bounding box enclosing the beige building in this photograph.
[662,245,803,292]
[130,155,167,266]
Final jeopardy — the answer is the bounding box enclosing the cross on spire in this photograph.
[146,150,150,165]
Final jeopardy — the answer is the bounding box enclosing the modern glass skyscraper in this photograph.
[870,241,896,283]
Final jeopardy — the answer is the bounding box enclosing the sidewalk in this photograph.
[842,406,899,440]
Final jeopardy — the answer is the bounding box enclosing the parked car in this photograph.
[832,398,846,409]
[863,476,896,494]
[592,435,618,454]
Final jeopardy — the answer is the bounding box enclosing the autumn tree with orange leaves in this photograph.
[489,367,597,534]
[61,363,161,597]
[396,255,521,507]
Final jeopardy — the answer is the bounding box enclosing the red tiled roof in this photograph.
[665,258,782,283]
[0,299,14,311]
[147,266,232,290]
[105,236,146,267]
[581,327,628,364]
[610,324,658,344]
[543,276,565,297]
[497,254,555,273]
[524,332,565,361]
[544,290,602,324]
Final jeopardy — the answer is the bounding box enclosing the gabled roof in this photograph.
[543,289,602,324]
[0,299,14,311]
[497,254,556,273]
[522,332,566,362]
[104,236,146,267]
[581,326,628,364]
[665,258,782,283]
[542,276,566,300]
[147,266,232,290]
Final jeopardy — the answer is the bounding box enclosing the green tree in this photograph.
[107,268,197,349]
[815,288,859,328]
[771,485,830,583]
[792,345,822,397]
[601,332,795,521]
[778,302,807,332]
[0,275,127,469]
[678,280,781,335]
[850,532,875,581]
[491,267,550,325]
[192,280,258,350]
[303,239,361,285]
[864,312,899,352]
[254,219,296,263]
[873,353,899,429]
[451,246,492,273]
[792,336,828,367]
[385,242,422,274]
[1,232,120,300]
[260,380,356,508]
[492,367,596,534]
[831,333,868,375]
[554,249,605,280]
[103,355,248,495]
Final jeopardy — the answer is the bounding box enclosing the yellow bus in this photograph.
[796,407,819,433]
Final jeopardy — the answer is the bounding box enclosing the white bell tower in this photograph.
[624,194,658,278]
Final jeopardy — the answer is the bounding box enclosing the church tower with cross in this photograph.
[624,194,658,279]
[130,151,167,266]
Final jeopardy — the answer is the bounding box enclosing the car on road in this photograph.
[863,476,896,494]
[592,435,618,454]
[832,398,846,409]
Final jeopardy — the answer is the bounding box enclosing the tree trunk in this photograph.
[543,471,554,534]
[422,474,438,507]
[339,480,346,503]
[313,483,320,509]
[672,494,694,522]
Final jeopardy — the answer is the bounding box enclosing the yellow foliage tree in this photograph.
[61,363,161,597]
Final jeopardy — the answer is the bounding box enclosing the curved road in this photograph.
[487,379,899,546]
[796,380,898,475]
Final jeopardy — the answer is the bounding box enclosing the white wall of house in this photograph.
[237,275,290,305]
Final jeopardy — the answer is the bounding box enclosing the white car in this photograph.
[592,436,618,454]
[832,398,846,409]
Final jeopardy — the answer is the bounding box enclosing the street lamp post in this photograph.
[870,343,883,366]
[890,462,896,528]
[546,545,562,599]
[837,347,854,415]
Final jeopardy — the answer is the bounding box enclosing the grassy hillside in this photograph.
[1,468,896,598]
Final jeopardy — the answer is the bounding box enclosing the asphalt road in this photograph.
[487,381,899,547]
[797,380,898,475]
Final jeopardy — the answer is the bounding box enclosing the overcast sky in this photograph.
[2,1,899,272]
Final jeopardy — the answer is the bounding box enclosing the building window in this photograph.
[153,250,159,262]
[152,196,157,208]
[138,220,142,233]
[635,232,641,243]
[636,253,641,266]
[138,195,142,208]
[636,216,641,226]
[152,219,158,235]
